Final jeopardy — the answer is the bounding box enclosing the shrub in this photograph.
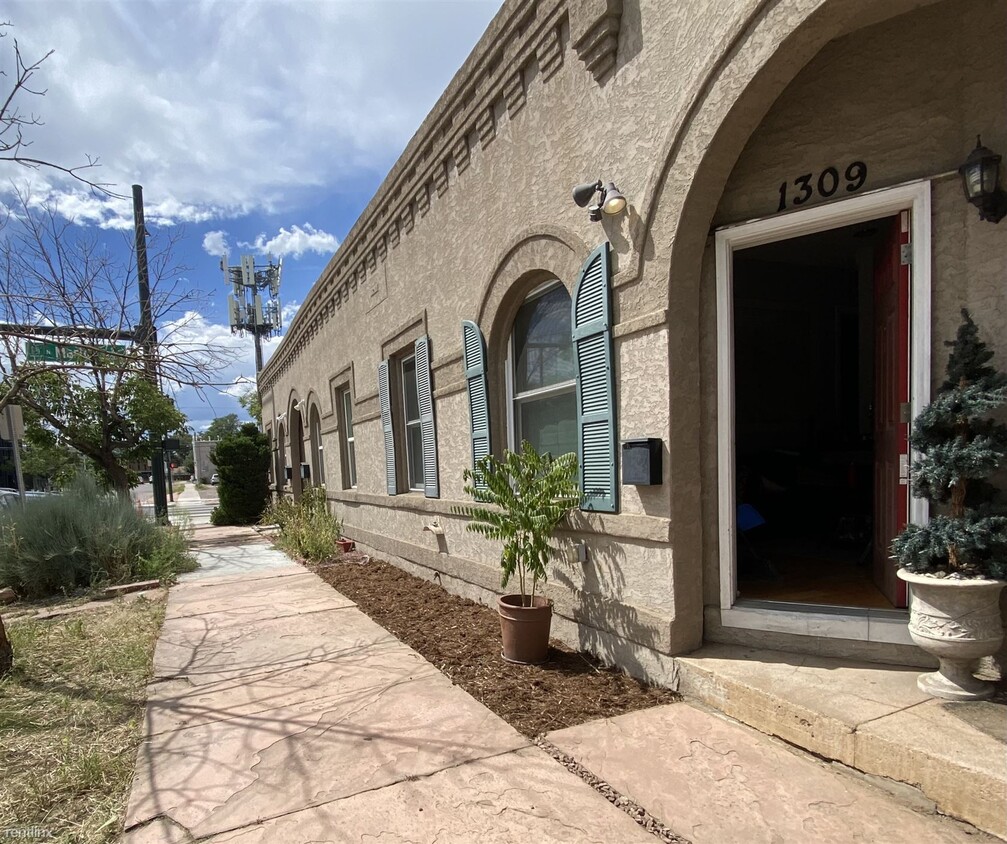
[271,486,342,563]
[210,423,271,525]
[454,441,580,604]
[0,476,197,598]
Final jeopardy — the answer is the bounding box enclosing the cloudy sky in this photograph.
[2,0,500,430]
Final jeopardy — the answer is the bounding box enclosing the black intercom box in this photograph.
[621,438,662,485]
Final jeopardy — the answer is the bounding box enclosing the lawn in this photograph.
[0,596,165,842]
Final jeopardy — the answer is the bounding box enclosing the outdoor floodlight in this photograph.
[572,179,628,222]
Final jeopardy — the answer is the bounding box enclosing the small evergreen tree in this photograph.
[210,423,271,525]
[891,310,1007,577]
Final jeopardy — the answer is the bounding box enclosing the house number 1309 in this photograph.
[777,161,868,212]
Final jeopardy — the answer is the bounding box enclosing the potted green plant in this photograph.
[455,441,580,664]
[892,309,1007,701]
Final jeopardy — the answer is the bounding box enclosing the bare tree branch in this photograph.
[0,23,123,197]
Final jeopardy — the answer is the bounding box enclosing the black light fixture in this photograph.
[573,179,628,222]
[959,136,1006,223]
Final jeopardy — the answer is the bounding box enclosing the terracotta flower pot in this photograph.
[336,538,355,553]
[898,569,1006,701]
[497,594,552,664]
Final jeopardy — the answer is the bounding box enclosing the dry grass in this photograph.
[0,597,165,842]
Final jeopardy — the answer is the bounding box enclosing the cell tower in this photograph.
[223,254,283,372]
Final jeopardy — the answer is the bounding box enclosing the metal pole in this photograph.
[165,456,174,503]
[4,407,25,505]
[132,185,168,524]
[252,287,264,373]
[254,326,264,373]
[10,435,24,505]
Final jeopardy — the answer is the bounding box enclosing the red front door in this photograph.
[872,211,911,608]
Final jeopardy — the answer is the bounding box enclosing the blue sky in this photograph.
[2,0,500,431]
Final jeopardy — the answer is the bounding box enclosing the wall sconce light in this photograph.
[573,180,628,222]
[294,399,307,414]
[959,136,1006,223]
[275,412,287,424]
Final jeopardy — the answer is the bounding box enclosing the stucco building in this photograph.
[259,0,1007,682]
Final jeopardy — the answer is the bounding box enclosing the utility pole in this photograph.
[133,184,168,524]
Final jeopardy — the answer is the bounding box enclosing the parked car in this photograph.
[210,473,219,485]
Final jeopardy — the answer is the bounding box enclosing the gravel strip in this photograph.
[534,736,690,844]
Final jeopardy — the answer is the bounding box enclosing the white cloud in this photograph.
[157,308,291,425]
[202,230,230,257]
[238,224,338,259]
[2,1,500,227]
[281,301,301,325]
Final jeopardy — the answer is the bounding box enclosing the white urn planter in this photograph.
[898,569,1006,701]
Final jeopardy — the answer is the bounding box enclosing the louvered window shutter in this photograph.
[414,335,439,498]
[378,359,397,495]
[461,320,491,487]
[573,243,618,513]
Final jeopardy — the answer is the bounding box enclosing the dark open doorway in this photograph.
[732,215,905,610]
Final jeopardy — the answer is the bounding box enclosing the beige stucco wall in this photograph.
[260,0,1005,680]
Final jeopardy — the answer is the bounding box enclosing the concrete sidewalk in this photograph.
[123,529,997,843]
[122,527,656,843]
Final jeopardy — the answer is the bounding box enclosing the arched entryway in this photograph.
[640,0,962,652]
[289,403,305,501]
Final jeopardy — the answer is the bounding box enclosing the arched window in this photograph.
[275,424,287,489]
[507,281,577,459]
[309,404,324,486]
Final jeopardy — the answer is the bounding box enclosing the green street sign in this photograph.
[25,341,127,364]
[26,341,60,363]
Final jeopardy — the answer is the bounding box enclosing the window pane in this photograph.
[402,357,419,422]
[513,285,574,393]
[342,391,354,438]
[518,390,577,459]
[406,423,423,489]
[347,441,356,488]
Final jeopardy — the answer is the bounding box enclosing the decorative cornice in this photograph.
[260,0,622,393]
[570,0,622,83]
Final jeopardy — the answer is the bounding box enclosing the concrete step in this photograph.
[673,644,1007,839]
[547,701,994,843]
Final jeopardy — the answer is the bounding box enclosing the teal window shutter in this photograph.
[414,335,439,498]
[461,320,491,487]
[377,359,397,495]
[573,242,617,513]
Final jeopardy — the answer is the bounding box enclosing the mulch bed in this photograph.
[310,553,677,738]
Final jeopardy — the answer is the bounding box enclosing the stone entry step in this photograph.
[547,702,993,844]
[673,644,1007,839]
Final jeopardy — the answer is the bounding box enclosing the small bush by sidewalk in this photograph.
[264,486,342,562]
[210,423,270,525]
[0,476,196,599]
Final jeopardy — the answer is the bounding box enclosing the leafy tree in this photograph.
[210,423,270,525]
[0,22,126,677]
[19,426,80,487]
[892,310,1007,577]
[0,190,239,493]
[15,370,184,492]
[203,413,242,441]
[238,386,262,427]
